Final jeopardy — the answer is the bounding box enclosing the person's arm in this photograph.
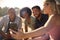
[18,18,22,32]
[10,14,56,39]
[0,17,4,30]
[23,14,55,38]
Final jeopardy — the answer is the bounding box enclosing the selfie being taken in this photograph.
[0,0,60,40]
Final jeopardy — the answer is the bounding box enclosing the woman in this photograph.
[10,0,60,40]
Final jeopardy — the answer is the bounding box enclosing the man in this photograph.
[32,6,48,29]
[0,8,22,40]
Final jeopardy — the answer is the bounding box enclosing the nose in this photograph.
[33,13,37,15]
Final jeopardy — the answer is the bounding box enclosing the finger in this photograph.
[10,33,16,39]
[9,29,17,34]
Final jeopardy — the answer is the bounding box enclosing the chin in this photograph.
[34,15,38,17]
[35,16,39,18]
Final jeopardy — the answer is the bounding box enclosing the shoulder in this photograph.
[42,14,48,17]
[41,14,49,20]
[51,14,60,21]
[31,16,36,20]
[31,16,36,21]
[30,16,36,24]
[1,15,9,20]
[16,16,22,21]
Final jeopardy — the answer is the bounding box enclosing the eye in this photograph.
[46,3,49,6]
[44,3,49,6]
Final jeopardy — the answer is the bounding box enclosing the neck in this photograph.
[37,14,41,20]
[9,17,16,22]
[26,16,30,21]
[37,16,41,21]
[48,11,55,17]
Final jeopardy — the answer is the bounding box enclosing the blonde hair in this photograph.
[45,0,58,14]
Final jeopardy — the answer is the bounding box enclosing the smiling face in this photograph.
[43,2,53,15]
[43,0,57,15]
[8,8,16,21]
[32,8,41,18]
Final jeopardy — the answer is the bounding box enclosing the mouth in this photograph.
[34,15,38,17]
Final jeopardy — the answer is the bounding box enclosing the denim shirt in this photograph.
[0,15,22,33]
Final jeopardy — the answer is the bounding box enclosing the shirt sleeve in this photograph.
[18,18,22,30]
[31,17,36,30]
[0,17,5,30]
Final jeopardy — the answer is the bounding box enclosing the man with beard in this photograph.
[32,6,48,29]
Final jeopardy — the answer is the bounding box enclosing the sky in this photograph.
[0,0,45,9]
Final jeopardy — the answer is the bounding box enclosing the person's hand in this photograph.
[9,29,24,40]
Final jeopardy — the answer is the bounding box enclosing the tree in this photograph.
[2,7,8,16]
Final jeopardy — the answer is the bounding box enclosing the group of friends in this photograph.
[0,0,60,40]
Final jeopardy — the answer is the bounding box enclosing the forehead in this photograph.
[8,9,15,13]
[32,8,40,11]
[8,10,16,15]
[44,2,50,5]
[44,2,53,9]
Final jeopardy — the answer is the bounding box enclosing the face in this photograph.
[43,2,53,15]
[8,9,16,21]
[22,11,29,19]
[32,8,41,18]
